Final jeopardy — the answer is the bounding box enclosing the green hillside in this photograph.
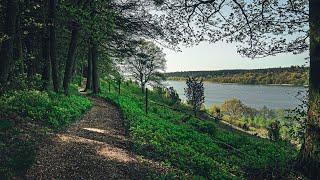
[98,80,299,179]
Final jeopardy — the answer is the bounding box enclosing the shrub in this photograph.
[166,86,181,105]
[208,105,221,118]
[267,121,281,141]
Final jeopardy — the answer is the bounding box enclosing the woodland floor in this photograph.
[26,96,167,179]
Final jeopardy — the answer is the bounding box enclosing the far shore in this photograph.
[166,79,308,87]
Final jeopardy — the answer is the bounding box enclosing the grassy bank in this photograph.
[0,85,92,179]
[98,81,298,179]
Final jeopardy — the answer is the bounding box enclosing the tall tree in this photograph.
[63,21,80,95]
[124,40,166,92]
[0,0,18,89]
[299,0,320,177]
[49,0,59,92]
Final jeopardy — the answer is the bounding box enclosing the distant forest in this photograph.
[165,66,308,86]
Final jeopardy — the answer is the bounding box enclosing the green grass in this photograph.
[0,84,92,179]
[98,81,298,179]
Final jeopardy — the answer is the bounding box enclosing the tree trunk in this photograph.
[0,0,18,88]
[298,0,320,178]
[85,44,93,91]
[49,0,59,92]
[41,33,51,90]
[141,83,145,93]
[63,22,79,95]
[140,74,145,93]
[92,41,100,94]
[14,2,24,74]
[24,36,36,78]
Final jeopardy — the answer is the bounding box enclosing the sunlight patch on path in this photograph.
[56,133,136,164]
[97,144,137,163]
[82,127,128,141]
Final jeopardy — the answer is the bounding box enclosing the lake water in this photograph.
[167,81,307,109]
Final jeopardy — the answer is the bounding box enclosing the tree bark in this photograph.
[141,83,145,93]
[24,36,36,78]
[299,0,320,178]
[85,44,93,91]
[63,22,79,95]
[41,33,51,90]
[92,41,100,94]
[49,0,59,92]
[14,2,24,74]
[140,74,145,93]
[0,0,18,88]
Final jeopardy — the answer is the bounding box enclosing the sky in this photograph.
[164,42,308,72]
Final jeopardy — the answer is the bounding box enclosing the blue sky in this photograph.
[164,41,308,73]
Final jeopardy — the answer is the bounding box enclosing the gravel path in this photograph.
[26,96,164,179]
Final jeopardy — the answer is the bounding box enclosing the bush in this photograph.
[208,105,221,118]
[165,86,181,105]
[267,121,281,141]
[0,90,91,128]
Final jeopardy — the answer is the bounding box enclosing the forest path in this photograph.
[26,96,164,179]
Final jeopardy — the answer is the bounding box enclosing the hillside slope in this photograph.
[98,80,299,179]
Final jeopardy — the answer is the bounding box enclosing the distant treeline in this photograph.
[165,66,308,86]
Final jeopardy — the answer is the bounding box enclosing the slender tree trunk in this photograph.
[14,2,24,74]
[63,22,79,95]
[41,33,51,90]
[49,0,59,92]
[85,43,93,91]
[141,83,145,93]
[140,74,144,93]
[299,0,320,178]
[92,41,100,94]
[24,36,36,78]
[0,0,18,88]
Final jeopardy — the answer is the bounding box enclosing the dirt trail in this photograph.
[26,96,164,179]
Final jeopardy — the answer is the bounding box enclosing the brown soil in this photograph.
[26,96,167,179]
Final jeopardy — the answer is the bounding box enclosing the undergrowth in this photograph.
[0,85,92,179]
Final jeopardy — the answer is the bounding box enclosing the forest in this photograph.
[166,66,309,85]
[0,0,319,179]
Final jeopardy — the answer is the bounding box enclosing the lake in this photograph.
[167,81,307,109]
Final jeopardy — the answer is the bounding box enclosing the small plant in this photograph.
[166,86,181,105]
[208,105,221,119]
[267,121,281,141]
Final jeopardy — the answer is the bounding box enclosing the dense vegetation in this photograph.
[166,66,308,85]
[98,80,298,179]
[0,84,91,178]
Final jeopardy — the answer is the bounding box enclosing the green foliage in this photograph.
[165,86,181,105]
[267,121,281,141]
[0,90,91,128]
[208,104,221,118]
[98,81,297,179]
[184,77,205,115]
